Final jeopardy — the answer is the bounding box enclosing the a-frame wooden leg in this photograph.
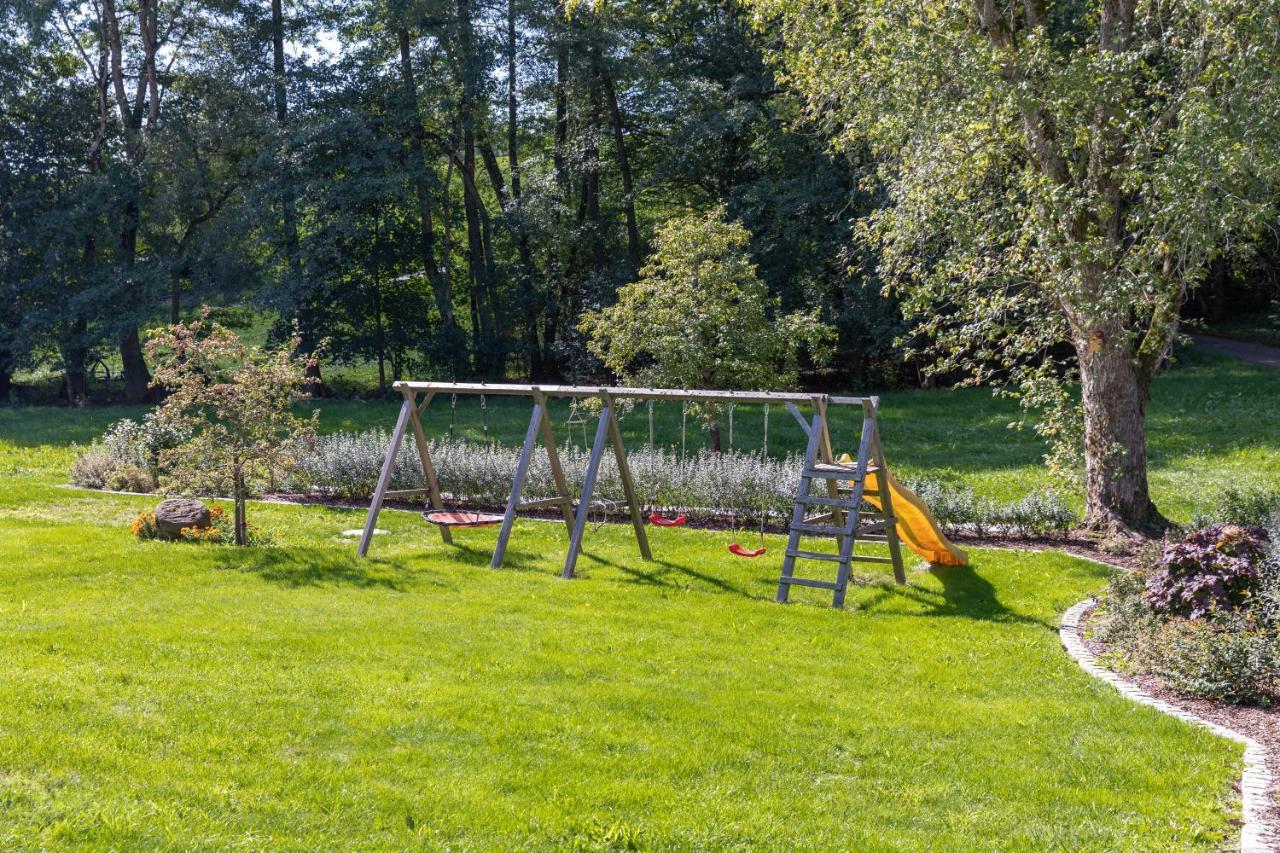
[492,402,543,569]
[357,398,413,557]
[533,389,575,534]
[603,393,652,561]
[867,400,907,585]
[406,392,452,545]
[563,406,612,579]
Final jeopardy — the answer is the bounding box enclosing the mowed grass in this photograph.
[0,413,1249,848]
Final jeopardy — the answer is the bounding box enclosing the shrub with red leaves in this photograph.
[1144,524,1271,618]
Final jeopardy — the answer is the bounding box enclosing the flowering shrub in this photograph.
[281,431,1078,533]
[130,512,158,540]
[1144,524,1270,618]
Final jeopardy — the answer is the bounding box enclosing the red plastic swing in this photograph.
[727,543,767,558]
[647,513,688,527]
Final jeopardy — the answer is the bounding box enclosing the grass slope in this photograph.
[0,413,1247,848]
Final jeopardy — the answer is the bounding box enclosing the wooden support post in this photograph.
[533,389,575,534]
[815,396,845,527]
[603,391,652,561]
[563,406,612,579]
[492,402,543,569]
[406,391,452,545]
[357,398,413,557]
[866,398,907,584]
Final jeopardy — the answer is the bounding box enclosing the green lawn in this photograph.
[0,403,1251,847]
[1205,303,1280,346]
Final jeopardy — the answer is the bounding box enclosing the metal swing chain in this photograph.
[762,403,769,457]
[449,393,457,439]
[647,399,654,448]
[480,393,489,441]
[680,400,688,460]
[727,403,734,451]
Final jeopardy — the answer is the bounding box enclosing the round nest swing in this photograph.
[422,510,503,528]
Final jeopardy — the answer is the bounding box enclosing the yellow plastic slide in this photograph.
[837,454,968,566]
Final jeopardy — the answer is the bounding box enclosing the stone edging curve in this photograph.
[1060,598,1274,852]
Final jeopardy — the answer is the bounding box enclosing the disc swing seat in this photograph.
[422,392,503,529]
[422,509,502,527]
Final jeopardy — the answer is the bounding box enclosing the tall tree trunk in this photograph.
[61,317,90,407]
[103,0,154,403]
[0,350,12,401]
[456,0,500,374]
[1074,321,1166,535]
[601,71,641,271]
[505,0,521,201]
[584,75,604,270]
[118,204,151,402]
[397,28,456,338]
[270,0,323,390]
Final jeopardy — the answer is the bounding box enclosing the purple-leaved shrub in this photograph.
[1143,524,1270,619]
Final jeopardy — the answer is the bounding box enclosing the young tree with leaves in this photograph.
[145,314,318,545]
[752,0,1280,534]
[580,205,834,450]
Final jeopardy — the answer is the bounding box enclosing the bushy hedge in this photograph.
[1092,522,1280,706]
[71,420,1078,534]
[280,430,1076,532]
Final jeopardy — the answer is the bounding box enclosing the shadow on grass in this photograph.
[592,550,758,600]
[211,545,425,590]
[856,564,1055,630]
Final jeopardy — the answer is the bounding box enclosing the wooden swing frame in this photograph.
[355,382,888,581]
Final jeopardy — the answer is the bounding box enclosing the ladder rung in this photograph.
[799,495,861,509]
[850,555,895,565]
[785,549,845,563]
[777,576,840,590]
[790,522,850,536]
[804,467,861,481]
[803,512,833,524]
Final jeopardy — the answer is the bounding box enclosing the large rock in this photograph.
[155,498,211,541]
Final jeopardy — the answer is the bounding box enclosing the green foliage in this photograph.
[581,206,834,400]
[145,313,318,544]
[1195,486,1280,529]
[750,0,1280,526]
[1094,519,1280,705]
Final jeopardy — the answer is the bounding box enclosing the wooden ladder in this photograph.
[775,399,906,607]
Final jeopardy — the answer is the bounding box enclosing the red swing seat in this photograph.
[728,543,767,558]
[647,513,688,527]
[422,510,503,528]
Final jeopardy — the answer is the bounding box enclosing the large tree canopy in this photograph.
[750,0,1280,533]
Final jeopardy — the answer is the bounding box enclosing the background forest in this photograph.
[0,0,916,403]
[2,0,1278,408]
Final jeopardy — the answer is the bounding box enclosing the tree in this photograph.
[751,0,1280,534]
[580,205,834,449]
[145,313,318,545]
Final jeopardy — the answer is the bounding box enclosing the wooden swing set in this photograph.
[356,381,907,607]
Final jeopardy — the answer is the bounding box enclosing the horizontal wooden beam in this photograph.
[391,382,866,406]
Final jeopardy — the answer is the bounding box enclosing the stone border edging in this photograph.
[1060,598,1274,852]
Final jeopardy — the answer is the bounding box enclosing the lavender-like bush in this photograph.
[1144,524,1271,618]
